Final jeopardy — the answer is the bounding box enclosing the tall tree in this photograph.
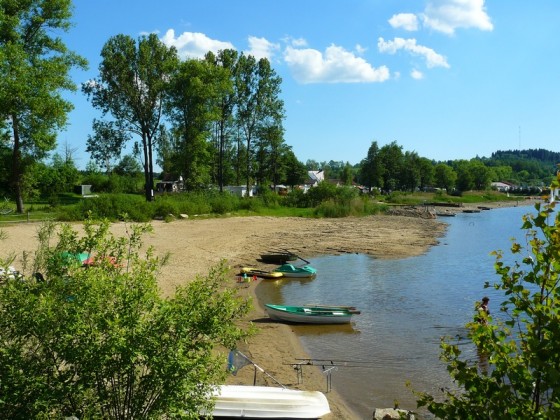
[255,123,287,187]
[166,58,222,190]
[453,159,475,192]
[235,55,284,196]
[470,159,492,190]
[341,162,354,186]
[418,157,435,191]
[401,151,422,192]
[83,33,177,201]
[284,150,308,189]
[86,119,130,173]
[205,49,237,191]
[0,0,87,213]
[434,162,457,192]
[358,141,384,192]
[378,141,404,191]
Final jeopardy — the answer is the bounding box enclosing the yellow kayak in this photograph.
[240,267,284,279]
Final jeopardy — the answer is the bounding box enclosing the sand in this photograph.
[0,201,532,418]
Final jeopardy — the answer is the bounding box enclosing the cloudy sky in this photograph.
[61,0,560,168]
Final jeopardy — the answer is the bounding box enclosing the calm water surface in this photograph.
[256,205,540,418]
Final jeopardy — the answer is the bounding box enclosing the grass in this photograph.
[0,189,530,224]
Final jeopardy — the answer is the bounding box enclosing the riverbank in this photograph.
[0,200,537,418]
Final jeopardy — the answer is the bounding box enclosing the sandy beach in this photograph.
[0,201,533,418]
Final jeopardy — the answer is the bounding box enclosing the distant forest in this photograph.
[308,146,560,194]
[484,148,560,183]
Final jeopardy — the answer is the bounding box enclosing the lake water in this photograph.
[256,204,544,418]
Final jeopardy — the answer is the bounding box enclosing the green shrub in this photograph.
[71,194,152,222]
[284,189,308,208]
[314,199,351,217]
[210,193,239,214]
[306,182,338,207]
[257,188,281,208]
[239,197,263,212]
[152,199,178,219]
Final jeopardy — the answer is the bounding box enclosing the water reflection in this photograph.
[291,323,360,336]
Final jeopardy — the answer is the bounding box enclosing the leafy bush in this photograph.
[313,199,351,217]
[209,192,239,214]
[306,182,338,207]
[314,196,384,218]
[257,188,281,208]
[239,196,263,212]
[284,188,308,208]
[0,219,251,418]
[71,194,153,222]
[152,199,179,219]
[81,172,110,193]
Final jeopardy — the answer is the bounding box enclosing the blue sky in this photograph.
[59,0,560,169]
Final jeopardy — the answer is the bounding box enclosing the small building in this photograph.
[74,185,93,196]
[491,181,515,192]
[156,181,181,193]
[224,185,257,197]
[306,170,324,187]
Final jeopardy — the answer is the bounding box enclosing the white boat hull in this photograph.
[206,385,331,418]
[265,305,353,324]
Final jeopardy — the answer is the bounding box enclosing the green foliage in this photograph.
[62,194,153,222]
[239,196,264,212]
[209,192,240,214]
[83,33,178,202]
[306,182,339,207]
[152,198,179,219]
[0,0,87,213]
[283,188,308,208]
[0,219,251,418]
[29,154,80,199]
[256,187,281,208]
[413,174,560,418]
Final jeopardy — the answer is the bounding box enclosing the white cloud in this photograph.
[160,29,234,59]
[355,44,367,55]
[245,36,280,61]
[286,37,308,48]
[378,37,450,69]
[389,13,419,31]
[411,69,424,79]
[422,0,493,35]
[283,44,390,84]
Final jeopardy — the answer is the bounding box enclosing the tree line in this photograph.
[355,141,558,194]
[1,1,306,213]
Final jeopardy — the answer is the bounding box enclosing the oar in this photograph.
[281,248,310,264]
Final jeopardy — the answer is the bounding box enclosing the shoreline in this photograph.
[0,200,539,418]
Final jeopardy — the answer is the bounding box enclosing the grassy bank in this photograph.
[0,188,537,224]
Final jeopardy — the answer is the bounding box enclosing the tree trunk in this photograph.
[218,121,225,192]
[142,134,152,202]
[10,115,25,214]
[245,137,251,198]
[147,136,154,202]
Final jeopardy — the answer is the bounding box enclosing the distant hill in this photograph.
[483,149,560,184]
[490,149,560,166]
